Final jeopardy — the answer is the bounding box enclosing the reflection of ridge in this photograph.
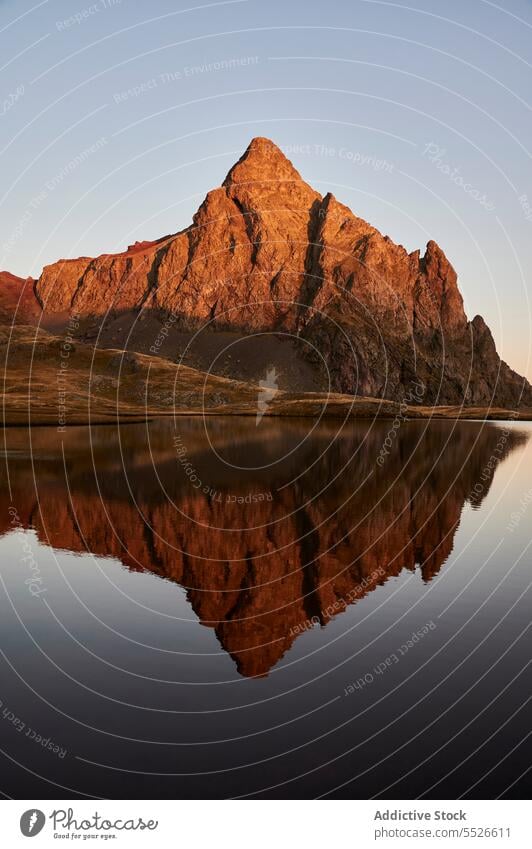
[1,420,527,677]
[296,506,324,628]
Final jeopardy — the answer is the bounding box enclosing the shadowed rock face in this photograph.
[21,137,530,408]
[1,418,526,676]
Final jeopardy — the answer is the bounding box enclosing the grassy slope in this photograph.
[1,326,530,425]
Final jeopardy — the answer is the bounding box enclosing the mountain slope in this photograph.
[11,137,532,407]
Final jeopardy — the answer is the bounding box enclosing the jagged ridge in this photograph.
[4,137,531,407]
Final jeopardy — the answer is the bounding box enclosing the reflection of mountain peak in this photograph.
[0,420,527,677]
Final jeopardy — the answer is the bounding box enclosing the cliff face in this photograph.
[22,137,532,407]
[0,271,41,325]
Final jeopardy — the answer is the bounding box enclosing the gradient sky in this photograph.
[1,0,531,378]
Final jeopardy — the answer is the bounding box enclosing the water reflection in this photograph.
[1,417,527,677]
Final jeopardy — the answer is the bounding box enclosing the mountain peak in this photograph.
[23,136,532,410]
[223,137,304,187]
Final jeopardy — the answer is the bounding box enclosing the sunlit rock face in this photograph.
[24,137,530,409]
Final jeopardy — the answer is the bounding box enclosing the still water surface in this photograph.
[0,417,530,798]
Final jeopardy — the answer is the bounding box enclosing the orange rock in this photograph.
[0,136,526,407]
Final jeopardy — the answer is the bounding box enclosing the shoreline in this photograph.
[2,401,532,428]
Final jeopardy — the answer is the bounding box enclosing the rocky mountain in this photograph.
[4,137,531,408]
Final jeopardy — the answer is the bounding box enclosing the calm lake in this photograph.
[0,416,530,799]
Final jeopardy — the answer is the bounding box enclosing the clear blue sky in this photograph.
[1,0,531,378]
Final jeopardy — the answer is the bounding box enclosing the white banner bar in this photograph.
[1,800,529,847]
